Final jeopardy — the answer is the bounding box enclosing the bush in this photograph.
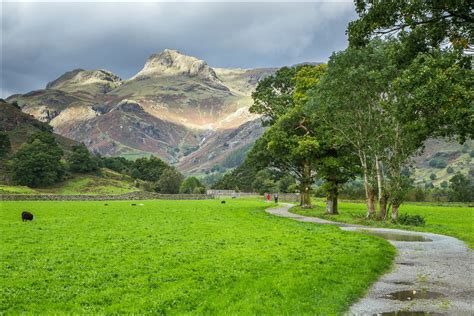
[440,181,449,188]
[0,132,11,158]
[446,166,454,174]
[155,168,183,194]
[180,176,205,194]
[470,150,474,158]
[396,213,425,226]
[67,144,98,173]
[429,173,437,180]
[12,138,64,187]
[429,159,447,169]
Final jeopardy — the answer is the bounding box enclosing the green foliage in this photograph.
[278,174,297,193]
[99,156,134,174]
[179,176,205,194]
[348,1,473,50]
[395,213,426,226]
[440,181,449,189]
[0,132,11,158]
[430,173,437,180]
[212,160,258,192]
[0,199,394,314]
[251,170,278,194]
[67,144,98,173]
[133,156,168,182]
[155,168,183,194]
[470,150,474,158]
[448,173,474,202]
[222,144,252,169]
[250,66,299,125]
[446,166,454,174]
[12,137,64,187]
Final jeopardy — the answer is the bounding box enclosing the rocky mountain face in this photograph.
[6,49,277,175]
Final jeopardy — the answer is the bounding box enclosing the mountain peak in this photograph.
[132,49,220,83]
[46,69,122,94]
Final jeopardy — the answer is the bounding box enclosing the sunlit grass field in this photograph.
[292,200,474,247]
[0,199,394,314]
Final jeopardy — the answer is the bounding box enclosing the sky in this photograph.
[1,1,357,98]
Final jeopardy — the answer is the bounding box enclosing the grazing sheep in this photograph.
[221,201,226,204]
[21,211,34,221]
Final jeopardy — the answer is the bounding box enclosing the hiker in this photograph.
[274,193,278,204]
[266,193,271,202]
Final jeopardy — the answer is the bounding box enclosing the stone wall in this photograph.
[0,191,214,201]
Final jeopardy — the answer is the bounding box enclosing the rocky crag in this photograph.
[7,49,277,175]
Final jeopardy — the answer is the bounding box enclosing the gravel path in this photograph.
[266,203,473,315]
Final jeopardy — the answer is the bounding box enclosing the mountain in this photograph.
[6,49,278,175]
[0,100,79,153]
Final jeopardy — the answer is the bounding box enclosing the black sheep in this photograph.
[22,211,34,221]
[221,201,226,204]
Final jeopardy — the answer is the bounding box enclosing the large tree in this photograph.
[12,138,64,187]
[348,0,473,51]
[156,168,184,194]
[132,156,168,182]
[247,109,319,208]
[67,144,98,173]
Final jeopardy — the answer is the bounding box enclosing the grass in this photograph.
[292,200,474,248]
[0,199,395,314]
[36,175,138,195]
[0,171,138,195]
[0,185,37,194]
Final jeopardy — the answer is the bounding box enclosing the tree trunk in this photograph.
[300,161,312,208]
[326,184,339,215]
[391,202,399,221]
[378,194,387,220]
[366,188,376,218]
[301,185,312,208]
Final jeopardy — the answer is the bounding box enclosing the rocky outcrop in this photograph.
[46,69,122,94]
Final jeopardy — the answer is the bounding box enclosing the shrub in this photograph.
[155,168,183,194]
[446,166,454,174]
[440,181,449,189]
[437,161,447,168]
[0,132,11,158]
[429,159,447,169]
[429,173,437,180]
[67,144,98,173]
[396,213,425,226]
[470,150,474,158]
[180,176,205,194]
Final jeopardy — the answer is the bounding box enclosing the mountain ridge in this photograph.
[5,49,280,175]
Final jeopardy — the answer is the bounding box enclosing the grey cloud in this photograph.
[1,2,356,98]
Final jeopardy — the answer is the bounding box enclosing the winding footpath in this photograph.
[266,203,473,315]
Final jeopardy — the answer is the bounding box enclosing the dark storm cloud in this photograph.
[1,1,356,98]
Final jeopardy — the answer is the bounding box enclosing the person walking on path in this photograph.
[266,193,271,202]
[274,193,279,204]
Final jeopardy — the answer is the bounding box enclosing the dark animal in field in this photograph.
[221,201,226,204]
[131,203,136,206]
[104,203,108,206]
[22,211,34,221]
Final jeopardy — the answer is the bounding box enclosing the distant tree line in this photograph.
[0,130,205,194]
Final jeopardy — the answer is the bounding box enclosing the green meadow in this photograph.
[0,199,394,314]
[292,201,474,248]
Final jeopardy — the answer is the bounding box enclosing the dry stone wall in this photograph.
[0,191,213,201]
